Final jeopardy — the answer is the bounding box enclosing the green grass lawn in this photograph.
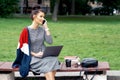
[0,15,120,70]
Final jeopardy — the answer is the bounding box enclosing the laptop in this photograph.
[42,46,63,58]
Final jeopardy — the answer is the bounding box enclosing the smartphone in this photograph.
[42,20,46,25]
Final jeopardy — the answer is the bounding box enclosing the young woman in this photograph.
[12,9,60,80]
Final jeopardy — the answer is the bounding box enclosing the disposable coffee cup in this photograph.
[65,59,71,67]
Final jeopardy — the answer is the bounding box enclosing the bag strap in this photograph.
[90,69,97,80]
[84,70,89,80]
[79,71,84,80]
[84,69,97,80]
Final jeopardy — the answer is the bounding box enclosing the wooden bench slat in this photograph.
[0,62,110,72]
[59,62,110,72]
[0,62,13,71]
[97,62,110,70]
[0,62,4,66]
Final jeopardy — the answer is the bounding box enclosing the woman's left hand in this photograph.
[36,52,43,57]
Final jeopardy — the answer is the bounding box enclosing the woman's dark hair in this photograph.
[30,9,45,20]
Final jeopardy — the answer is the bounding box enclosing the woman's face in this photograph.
[33,11,45,25]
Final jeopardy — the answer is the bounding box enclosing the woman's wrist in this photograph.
[45,28,49,31]
[31,52,43,57]
[31,52,36,56]
[45,29,50,35]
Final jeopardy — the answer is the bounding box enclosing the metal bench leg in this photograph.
[84,75,107,80]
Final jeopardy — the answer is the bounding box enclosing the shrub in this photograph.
[0,0,18,17]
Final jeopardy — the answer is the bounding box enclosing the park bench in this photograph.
[0,62,110,80]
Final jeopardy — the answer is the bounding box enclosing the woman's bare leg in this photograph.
[52,70,56,76]
[44,71,56,80]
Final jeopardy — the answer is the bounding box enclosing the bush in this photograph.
[0,0,18,17]
[91,7,114,16]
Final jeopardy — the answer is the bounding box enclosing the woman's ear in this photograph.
[33,15,36,20]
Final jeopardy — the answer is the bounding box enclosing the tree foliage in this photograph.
[96,0,120,8]
[0,0,18,17]
[51,0,120,15]
[76,0,91,15]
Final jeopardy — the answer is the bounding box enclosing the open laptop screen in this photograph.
[42,46,63,58]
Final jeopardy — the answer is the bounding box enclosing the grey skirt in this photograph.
[30,56,60,74]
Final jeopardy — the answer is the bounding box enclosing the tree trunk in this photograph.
[52,0,60,21]
[20,0,24,14]
[71,0,75,15]
[24,0,29,14]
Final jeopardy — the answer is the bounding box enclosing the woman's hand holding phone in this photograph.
[42,20,48,30]
[42,20,46,25]
[42,19,50,35]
